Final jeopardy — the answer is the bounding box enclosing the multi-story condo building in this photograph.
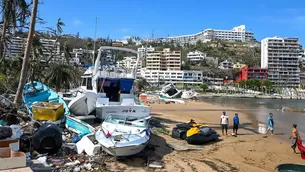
[5,37,60,59]
[5,36,25,57]
[238,67,268,81]
[39,39,60,58]
[144,25,255,45]
[219,60,234,69]
[72,48,94,57]
[117,56,142,74]
[137,46,155,53]
[186,50,207,63]
[261,37,302,87]
[100,50,116,65]
[141,70,202,86]
[71,48,94,64]
[146,48,181,71]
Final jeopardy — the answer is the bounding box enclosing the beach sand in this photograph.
[105,101,304,172]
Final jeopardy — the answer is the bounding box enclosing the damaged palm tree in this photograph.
[0,0,30,63]
[14,0,39,104]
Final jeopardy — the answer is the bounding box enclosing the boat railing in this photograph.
[96,71,135,79]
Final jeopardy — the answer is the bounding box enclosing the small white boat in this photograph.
[95,114,151,157]
[160,83,182,99]
[68,92,98,116]
[181,90,197,99]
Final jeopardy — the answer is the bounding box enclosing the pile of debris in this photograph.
[0,95,111,171]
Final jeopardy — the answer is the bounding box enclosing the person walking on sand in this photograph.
[265,113,274,135]
[289,124,301,154]
[233,113,239,135]
[220,111,229,136]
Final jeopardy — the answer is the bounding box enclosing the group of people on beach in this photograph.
[219,111,239,136]
[220,112,302,154]
[264,113,301,154]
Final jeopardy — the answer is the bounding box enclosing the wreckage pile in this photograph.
[0,96,110,171]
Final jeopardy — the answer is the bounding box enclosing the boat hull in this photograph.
[95,105,151,120]
[101,142,148,157]
[68,92,97,116]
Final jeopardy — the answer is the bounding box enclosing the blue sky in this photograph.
[37,0,305,45]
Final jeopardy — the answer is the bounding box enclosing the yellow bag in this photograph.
[186,127,200,137]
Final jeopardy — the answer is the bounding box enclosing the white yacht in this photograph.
[67,46,151,120]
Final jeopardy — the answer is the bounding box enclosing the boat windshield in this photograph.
[104,114,149,128]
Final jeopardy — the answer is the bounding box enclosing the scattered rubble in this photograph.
[0,94,168,171]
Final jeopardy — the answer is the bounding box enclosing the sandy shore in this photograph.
[106,101,304,172]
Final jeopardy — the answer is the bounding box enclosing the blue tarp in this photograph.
[120,79,134,93]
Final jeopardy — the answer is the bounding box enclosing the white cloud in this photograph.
[72,19,83,26]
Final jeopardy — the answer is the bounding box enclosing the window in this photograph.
[86,78,93,90]
[82,78,86,86]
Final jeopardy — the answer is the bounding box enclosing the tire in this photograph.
[32,124,63,154]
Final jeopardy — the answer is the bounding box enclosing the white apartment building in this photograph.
[137,46,155,53]
[72,48,94,58]
[100,50,116,65]
[141,70,202,86]
[5,36,25,57]
[5,37,60,59]
[219,60,234,69]
[261,37,302,88]
[39,39,60,58]
[146,48,181,71]
[186,50,207,63]
[145,25,255,45]
[117,56,142,74]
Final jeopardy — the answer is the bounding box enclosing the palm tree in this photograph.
[200,83,208,92]
[14,0,39,104]
[0,0,29,61]
[56,18,65,36]
[45,63,77,92]
[62,41,71,64]
[135,78,150,92]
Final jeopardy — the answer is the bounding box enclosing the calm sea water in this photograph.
[199,97,305,141]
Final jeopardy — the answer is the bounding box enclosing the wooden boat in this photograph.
[23,81,70,121]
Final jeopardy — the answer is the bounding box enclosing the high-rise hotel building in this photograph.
[261,37,302,88]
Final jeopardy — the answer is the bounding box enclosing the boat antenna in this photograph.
[93,17,98,65]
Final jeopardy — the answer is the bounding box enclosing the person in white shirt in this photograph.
[220,111,229,135]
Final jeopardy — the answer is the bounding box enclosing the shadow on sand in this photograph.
[117,134,173,168]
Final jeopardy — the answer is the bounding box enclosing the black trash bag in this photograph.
[0,126,12,139]
[32,123,63,154]
[171,127,187,140]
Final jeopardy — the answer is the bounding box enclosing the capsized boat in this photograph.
[68,92,98,116]
[23,81,70,121]
[160,83,182,99]
[95,114,151,157]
